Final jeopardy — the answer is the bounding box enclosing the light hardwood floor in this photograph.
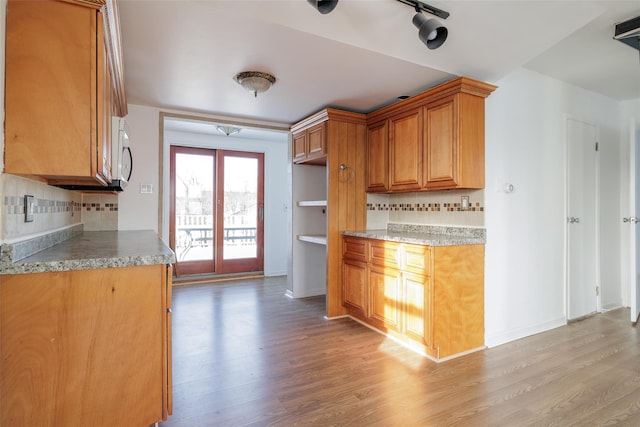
[160,276,640,426]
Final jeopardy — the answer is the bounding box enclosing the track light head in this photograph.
[307,0,339,15]
[412,13,448,49]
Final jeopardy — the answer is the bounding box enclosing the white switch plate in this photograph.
[140,184,153,194]
[461,196,469,211]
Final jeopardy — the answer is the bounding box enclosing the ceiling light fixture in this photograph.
[397,0,449,50]
[233,71,276,98]
[307,0,339,15]
[216,125,241,136]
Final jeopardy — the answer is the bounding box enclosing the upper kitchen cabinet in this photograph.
[292,122,327,165]
[365,120,388,192]
[367,108,422,192]
[4,0,127,187]
[388,107,423,192]
[365,77,496,193]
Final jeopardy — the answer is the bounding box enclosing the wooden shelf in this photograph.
[297,234,327,245]
[297,200,327,207]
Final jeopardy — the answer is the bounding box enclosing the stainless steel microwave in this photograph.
[110,116,132,191]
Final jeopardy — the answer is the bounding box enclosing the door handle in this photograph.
[259,206,264,222]
[623,217,639,223]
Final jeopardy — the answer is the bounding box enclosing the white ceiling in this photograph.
[119,0,640,131]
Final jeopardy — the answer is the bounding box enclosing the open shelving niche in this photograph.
[290,163,327,298]
[296,201,327,245]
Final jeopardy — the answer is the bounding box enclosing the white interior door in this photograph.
[629,119,640,324]
[567,117,598,320]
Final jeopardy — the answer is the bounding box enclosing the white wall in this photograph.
[118,104,161,232]
[117,104,290,277]
[485,68,623,347]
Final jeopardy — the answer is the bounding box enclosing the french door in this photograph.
[169,146,264,277]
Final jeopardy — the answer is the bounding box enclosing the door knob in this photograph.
[568,217,580,223]
[623,217,639,223]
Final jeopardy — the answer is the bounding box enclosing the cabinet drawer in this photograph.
[369,240,401,268]
[401,244,431,276]
[343,236,367,262]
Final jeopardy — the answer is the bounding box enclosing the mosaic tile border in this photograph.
[82,202,118,212]
[367,202,484,212]
[4,196,81,216]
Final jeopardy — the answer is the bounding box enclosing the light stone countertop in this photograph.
[343,224,486,246]
[1,230,176,275]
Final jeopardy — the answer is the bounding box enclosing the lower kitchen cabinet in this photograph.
[368,264,402,332]
[342,259,368,318]
[402,271,431,347]
[342,235,484,360]
[0,264,172,426]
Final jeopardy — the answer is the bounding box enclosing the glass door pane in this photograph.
[223,156,258,260]
[216,150,264,274]
[174,150,214,264]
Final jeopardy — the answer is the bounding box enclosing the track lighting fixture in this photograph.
[397,0,449,49]
[307,0,339,15]
[412,13,448,49]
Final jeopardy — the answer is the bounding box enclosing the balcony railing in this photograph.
[175,215,256,261]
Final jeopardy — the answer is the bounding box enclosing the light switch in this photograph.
[140,184,153,194]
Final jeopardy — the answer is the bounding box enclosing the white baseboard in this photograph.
[485,316,566,348]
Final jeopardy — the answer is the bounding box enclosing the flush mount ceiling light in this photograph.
[397,0,449,50]
[307,0,339,15]
[233,71,276,98]
[216,125,241,136]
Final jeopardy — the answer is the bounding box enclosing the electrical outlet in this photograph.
[461,196,469,211]
[24,195,34,222]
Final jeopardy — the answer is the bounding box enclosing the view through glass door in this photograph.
[217,150,264,274]
[169,146,264,277]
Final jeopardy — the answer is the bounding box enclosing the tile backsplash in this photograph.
[1,174,82,241]
[367,189,484,229]
[82,194,118,231]
[1,174,119,242]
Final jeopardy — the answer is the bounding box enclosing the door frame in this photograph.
[564,114,601,320]
[159,112,291,279]
[629,118,640,324]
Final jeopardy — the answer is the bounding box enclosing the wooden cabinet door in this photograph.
[5,1,108,185]
[403,272,432,348]
[368,264,402,332]
[389,108,423,191]
[342,259,368,318]
[293,131,307,162]
[366,120,389,192]
[306,123,326,161]
[424,95,458,189]
[1,266,166,426]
